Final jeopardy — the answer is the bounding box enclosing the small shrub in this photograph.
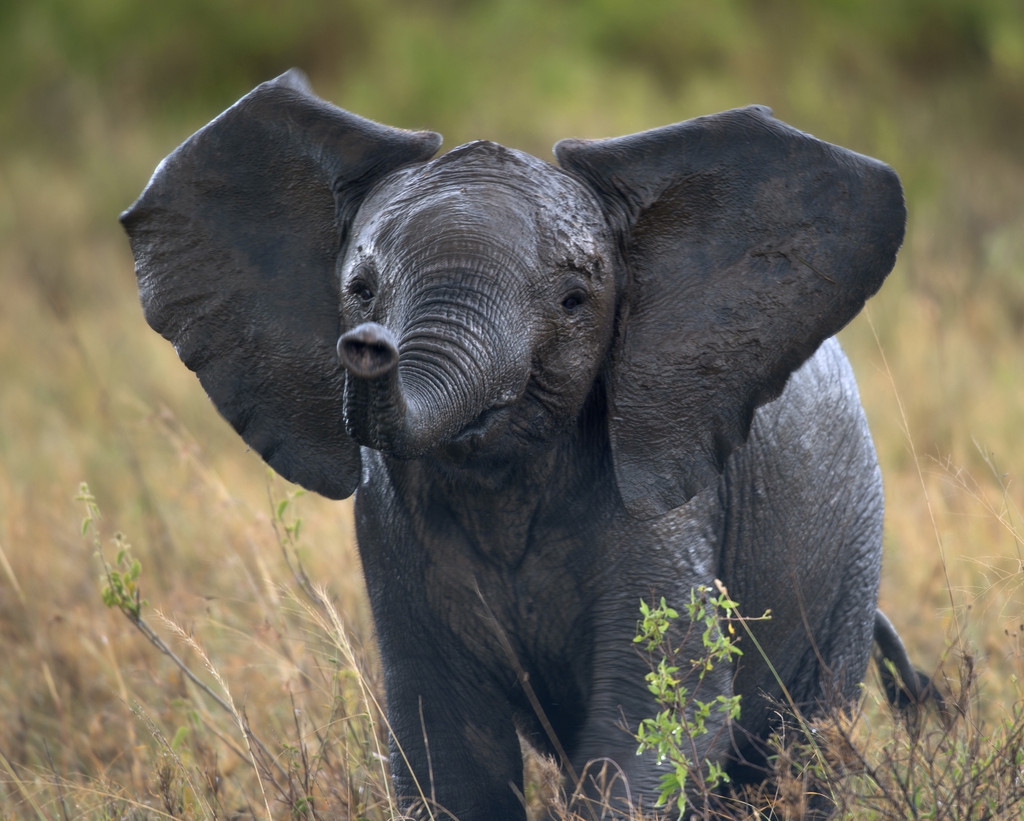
[632,584,748,817]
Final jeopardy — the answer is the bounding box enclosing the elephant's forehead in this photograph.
[359,141,610,265]
[421,140,574,196]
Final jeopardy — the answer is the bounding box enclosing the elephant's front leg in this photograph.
[566,614,737,817]
[384,658,526,820]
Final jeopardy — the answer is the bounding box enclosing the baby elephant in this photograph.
[123,70,920,818]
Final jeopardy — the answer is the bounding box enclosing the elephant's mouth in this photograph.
[443,401,515,459]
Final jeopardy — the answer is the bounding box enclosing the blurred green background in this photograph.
[7,0,1024,158]
[1,1,1023,815]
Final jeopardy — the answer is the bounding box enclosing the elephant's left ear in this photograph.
[122,70,441,500]
[555,106,904,518]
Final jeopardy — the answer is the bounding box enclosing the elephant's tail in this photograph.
[872,608,942,710]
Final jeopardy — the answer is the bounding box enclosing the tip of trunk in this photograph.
[338,323,399,379]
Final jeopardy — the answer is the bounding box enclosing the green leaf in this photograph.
[170,726,190,750]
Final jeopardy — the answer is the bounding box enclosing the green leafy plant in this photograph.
[633,583,754,817]
[79,482,146,621]
[73,482,401,820]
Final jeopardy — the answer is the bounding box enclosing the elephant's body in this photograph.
[717,337,883,764]
[357,337,881,814]
[122,71,920,819]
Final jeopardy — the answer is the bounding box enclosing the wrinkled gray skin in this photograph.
[122,70,918,819]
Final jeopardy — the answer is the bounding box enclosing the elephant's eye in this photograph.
[561,291,587,313]
[350,280,375,303]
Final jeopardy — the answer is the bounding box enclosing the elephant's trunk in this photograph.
[338,319,520,458]
[337,323,410,452]
[338,323,399,380]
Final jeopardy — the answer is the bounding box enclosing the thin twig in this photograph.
[40,741,70,821]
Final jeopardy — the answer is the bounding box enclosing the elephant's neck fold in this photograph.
[384,416,617,569]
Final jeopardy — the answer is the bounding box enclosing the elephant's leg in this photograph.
[385,666,526,820]
[565,623,736,817]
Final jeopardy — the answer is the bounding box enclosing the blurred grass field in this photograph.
[1,1,1023,817]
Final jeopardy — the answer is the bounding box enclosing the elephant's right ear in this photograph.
[557,107,903,518]
[121,70,441,499]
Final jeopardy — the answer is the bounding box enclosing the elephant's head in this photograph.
[333,139,618,467]
[122,70,904,517]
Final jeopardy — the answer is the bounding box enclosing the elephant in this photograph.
[122,70,923,818]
